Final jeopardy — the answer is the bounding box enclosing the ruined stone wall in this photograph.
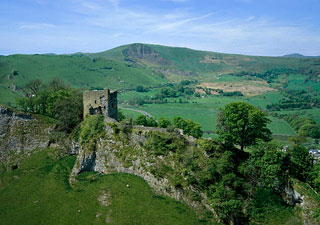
[107,91,117,121]
[83,89,117,120]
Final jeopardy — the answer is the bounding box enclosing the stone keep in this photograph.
[83,89,117,120]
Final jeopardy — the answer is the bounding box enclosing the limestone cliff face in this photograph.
[0,106,54,168]
[69,120,320,225]
[70,124,216,217]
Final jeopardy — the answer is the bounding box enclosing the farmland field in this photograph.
[120,93,296,136]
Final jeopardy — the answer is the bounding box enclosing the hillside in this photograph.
[1,108,320,225]
[282,53,320,58]
[1,43,320,106]
[1,43,320,142]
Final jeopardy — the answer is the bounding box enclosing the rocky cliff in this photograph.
[69,117,320,224]
[0,105,55,169]
[70,120,216,219]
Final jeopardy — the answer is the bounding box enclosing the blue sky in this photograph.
[1,0,320,56]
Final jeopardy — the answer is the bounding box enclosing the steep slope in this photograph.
[0,105,56,170]
[0,148,206,225]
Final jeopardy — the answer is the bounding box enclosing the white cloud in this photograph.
[3,0,319,56]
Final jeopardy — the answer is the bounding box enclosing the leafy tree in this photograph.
[134,115,148,126]
[158,117,171,128]
[117,109,126,122]
[173,116,203,138]
[16,78,83,133]
[309,164,320,192]
[50,90,83,133]
[49,77,69,92]
[146,117,158,127]
[136,85,147,92]
[23,78,43,96]
[241,141,289,190]
[217,102,271,151]
[289,145,313,181]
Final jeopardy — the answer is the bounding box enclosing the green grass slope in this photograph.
[0,53,166,105]
[0,148,211,225]
[90,43,320,78]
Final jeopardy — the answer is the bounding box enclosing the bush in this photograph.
[134,115,158,127]
[158,117,171,128]
[173,116,203,138]
[134,115,148,126]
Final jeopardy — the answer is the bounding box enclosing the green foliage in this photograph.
[146,117,158,127]
[222,91,243,97]
[289,145,313,181]
[117,109,126,122]
[79,115,105,152]
[158,117,171,128]
[307,163,320,193]
[135,85,148,92]
[241,141,289,190]
[134,115,148,126]
[134,115,158,127]
[173,116,203,138]
[217,102,271,151]
[145,132,186,156]
[16,78,83,133]
[160,87,177,98]
[285,114,320,139]
[247,188,291,223]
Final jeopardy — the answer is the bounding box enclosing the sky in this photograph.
[0,0,320,56]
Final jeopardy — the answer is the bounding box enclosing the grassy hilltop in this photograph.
[1,43,320,139]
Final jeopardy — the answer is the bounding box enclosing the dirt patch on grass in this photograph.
[198,81,276,96]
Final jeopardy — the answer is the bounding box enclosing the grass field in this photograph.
[0,85,21,106]
[2,42,320,137]
[0,148,212,225]
[121,93,295,136]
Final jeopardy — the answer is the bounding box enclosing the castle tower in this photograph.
[83,89,118,120]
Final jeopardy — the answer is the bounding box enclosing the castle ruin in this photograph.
[83,89,118,121]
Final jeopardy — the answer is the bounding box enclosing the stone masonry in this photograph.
[83,89,117,120]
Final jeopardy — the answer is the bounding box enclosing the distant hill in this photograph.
[1,43,320,105]
[282,53,320,58]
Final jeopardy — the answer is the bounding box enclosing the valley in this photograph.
[1,43,320,225]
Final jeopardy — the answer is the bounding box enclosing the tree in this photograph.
[158,117,171,128]
[217,102,271,151]
[146,117,158,127]
[173,116,203,138]
[117,109,126,122]
[24,78,43,96]
[135,115,148,126]
[289,145,313,181]
[136,85,147,92]
[242,141,289,190]
[49,77,69,92]
[50,90,83,133]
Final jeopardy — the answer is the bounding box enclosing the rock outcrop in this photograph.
[70,122,216,217]
[0,105,54,169]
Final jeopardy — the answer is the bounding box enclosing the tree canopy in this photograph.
[217,102,271,151]
[17,78,83,133]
